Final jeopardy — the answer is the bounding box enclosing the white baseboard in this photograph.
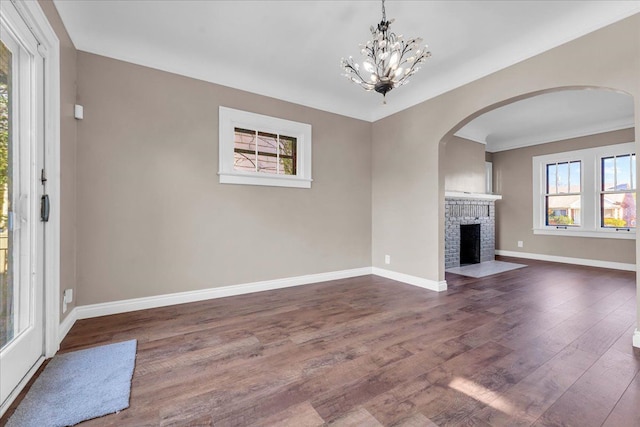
[75,267,373,320]
[55,266,447,345]
[372,267,447,292]
[634,329,640,349]
[58,308,77,344]
[495,250,636,272]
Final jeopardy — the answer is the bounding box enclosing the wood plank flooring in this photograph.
[2,257,639,426]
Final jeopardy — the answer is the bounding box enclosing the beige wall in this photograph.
[38,0,77,321]
[372,15,639,285]
[75,52,372,305]
[39,2,640,332]
[444,136,487,193]
[493,128,635,263]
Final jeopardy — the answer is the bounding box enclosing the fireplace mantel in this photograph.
[445,191,502,201]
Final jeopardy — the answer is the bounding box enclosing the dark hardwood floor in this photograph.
[3,257,639,426]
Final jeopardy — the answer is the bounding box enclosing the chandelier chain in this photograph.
[382,0,386,22]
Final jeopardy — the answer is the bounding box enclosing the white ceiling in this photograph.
[455,89,636,152]
[53,1,640,122]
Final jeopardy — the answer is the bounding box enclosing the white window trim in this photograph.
[532,142,636,240]
[218,107,312,188]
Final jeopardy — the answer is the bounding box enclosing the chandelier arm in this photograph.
[400,58,421,79]
[343,62,370,85]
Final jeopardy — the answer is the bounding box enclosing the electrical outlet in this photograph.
[517,241,524,248]
[385,255,391,264]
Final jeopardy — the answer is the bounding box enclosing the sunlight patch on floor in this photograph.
[448,376,514,415]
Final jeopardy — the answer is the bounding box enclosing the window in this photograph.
[219,107,312,188]
[545,161,581,226]
[600,154,636,229]
[533,142,636,239]
[233,128,297,175]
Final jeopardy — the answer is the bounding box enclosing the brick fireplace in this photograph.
[445,192,502,269]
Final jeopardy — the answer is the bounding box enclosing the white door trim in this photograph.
[10,0,61,359]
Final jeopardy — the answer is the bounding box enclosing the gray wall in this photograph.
[75,52,372,305]
[492,128,636,263]
[38,0,77,321]
[444,136,487,194]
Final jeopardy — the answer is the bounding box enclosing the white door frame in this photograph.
[0,0,59,415]
[9,0,60,359]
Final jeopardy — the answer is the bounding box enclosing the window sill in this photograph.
[218,172,312,188]
[533,228,636,240]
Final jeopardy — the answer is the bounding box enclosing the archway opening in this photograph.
[439,86,636,278]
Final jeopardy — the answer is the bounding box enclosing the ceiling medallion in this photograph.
[341,0,431,103]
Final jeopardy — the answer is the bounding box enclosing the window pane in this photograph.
[556,162,569,193]
[257,132,278,155]
[234,128,255,152]
[279,158,294,175]
[616,155,632,190]
[601,192,636,228]
[602,156,615,191]
[569,161,580,193]
[546,164,557,194]
[278,136,296,176]
[546,195,581,226]
[257,153,277,174]
[0,40,12,348]
[279,136,295,158]
[234,151,256,172]
[632,154,636,190]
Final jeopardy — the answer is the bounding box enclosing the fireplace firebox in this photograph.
[460,224,481,265]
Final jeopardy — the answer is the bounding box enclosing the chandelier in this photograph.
[341,0,431,103]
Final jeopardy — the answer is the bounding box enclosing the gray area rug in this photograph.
[7,339,137,427]
[446,260,527,278]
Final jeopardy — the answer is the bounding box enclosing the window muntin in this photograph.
[233,128,297,175]
[545,161,581,226]
[600,154,636,228]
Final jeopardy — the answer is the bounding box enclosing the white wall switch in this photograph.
[517,241,524,248]
[74,104,84,120]
[384,255,391,264]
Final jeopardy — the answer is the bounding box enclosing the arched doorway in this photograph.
[438,86,638,345]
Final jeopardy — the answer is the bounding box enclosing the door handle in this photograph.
[41,194,50,222]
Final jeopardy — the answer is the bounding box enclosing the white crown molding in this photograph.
[495,250,635,272]
[54,2,640,123]
[367,5,640,122]
[487,119,635,153]
[453,129,487,145]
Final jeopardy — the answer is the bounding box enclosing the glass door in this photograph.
[0,1,45,407]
